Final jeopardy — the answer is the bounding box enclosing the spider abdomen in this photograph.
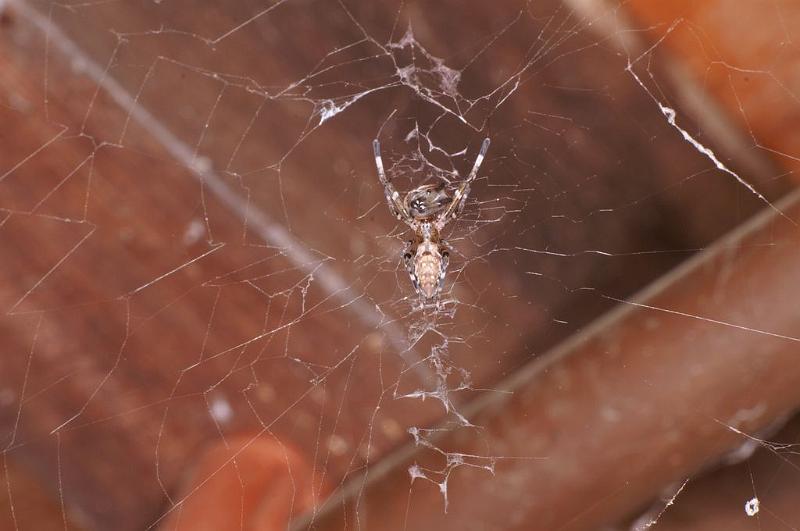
[415,249,442,299]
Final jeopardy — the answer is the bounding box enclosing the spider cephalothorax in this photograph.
[373,138,490,300]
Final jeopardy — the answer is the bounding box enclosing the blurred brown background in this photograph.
[1,0,800,530]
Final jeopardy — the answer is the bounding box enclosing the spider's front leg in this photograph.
[373,140,411,224]
[440,138,491,225]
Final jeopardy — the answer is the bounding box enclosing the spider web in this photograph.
[0,0,799,530]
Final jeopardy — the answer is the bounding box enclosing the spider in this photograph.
[372,137,491,300]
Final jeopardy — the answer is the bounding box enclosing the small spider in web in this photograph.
[372,137,491,301]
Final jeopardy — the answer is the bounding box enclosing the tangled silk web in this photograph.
[1,0,796,530]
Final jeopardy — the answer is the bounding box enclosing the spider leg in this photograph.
[403,240,419,293]
[373,139,412,224]
[438,244,450,292]
[439,137,490,226]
